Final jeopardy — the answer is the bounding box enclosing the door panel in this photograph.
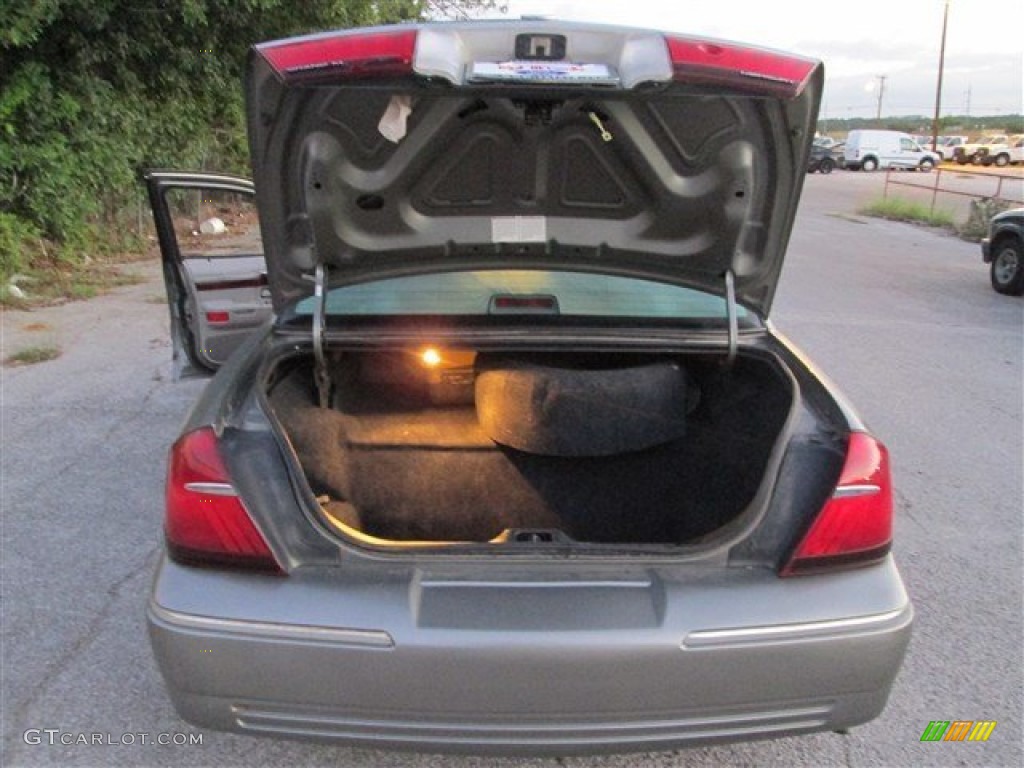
[143,171,269,376]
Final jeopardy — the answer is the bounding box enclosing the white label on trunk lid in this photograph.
[491,216,547,243]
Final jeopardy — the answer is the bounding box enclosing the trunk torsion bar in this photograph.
[313,263,331,408]
[724,269,738,366]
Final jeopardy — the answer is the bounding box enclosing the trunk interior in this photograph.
[266,348,795,547]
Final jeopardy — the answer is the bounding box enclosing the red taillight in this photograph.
[165,427,282,573]
[664,36,817,99]
[782,432,893,576]
[258,29,417,83]
[205,311,230,323]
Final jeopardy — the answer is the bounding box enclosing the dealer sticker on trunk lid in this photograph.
[468,61,619,85]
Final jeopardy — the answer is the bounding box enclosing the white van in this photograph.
[845,130,941,172]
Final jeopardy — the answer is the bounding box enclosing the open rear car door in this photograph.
[143,170,270,376]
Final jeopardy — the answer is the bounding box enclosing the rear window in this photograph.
[295,270,747,321]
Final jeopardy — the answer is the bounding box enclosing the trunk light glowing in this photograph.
[421,347,442,367]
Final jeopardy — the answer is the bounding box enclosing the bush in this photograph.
[0,211,41,281]
[959,197,1016,242]
[859,196,956,230]
[0,1,502,283]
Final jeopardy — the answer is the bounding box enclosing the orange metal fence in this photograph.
[883,166,1024,213]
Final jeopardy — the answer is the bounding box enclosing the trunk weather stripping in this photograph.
[724,269,738,366]
[312,263,331,408]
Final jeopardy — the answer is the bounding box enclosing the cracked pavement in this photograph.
[1,174,1021,767]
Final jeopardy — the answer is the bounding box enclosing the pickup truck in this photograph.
[978,136,1024,167]
[954,137,997,165]
[935,135,969,161]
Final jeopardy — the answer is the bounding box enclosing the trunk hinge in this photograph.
[312,263,331,408]
[724,269,738,366]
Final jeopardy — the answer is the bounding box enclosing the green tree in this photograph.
[0,0,502,279]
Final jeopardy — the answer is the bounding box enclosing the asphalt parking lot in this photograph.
[2,171,1022,767]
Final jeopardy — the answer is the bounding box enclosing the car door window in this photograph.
[161,186,262,264]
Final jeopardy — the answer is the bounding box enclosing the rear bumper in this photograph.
[147,556,912,755]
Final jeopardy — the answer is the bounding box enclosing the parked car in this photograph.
[832,141,847,168]
[844,129,940,171]
[978,135,1024,167]
[144,172,271,374]
[808,141,839,173]
[982,208,1024,295]
[145,20,912,755]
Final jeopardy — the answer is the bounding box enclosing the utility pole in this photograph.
[931,0,950,152]
[875,75,887,123]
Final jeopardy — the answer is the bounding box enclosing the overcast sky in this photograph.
[495,0,1023,120]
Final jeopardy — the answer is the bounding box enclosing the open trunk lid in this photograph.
[245,20,823,317]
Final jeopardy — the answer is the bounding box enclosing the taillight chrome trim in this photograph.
[183,481,238,497]
[831,484,881,499]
